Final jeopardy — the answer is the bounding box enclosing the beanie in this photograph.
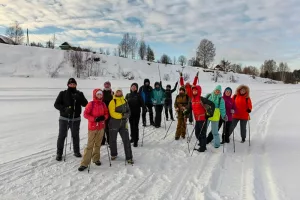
[67,78,77,85]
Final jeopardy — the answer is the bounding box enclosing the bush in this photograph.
[121,71,135,80]
[163,74,170,81]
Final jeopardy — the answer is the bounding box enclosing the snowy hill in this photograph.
[0,44,278,85]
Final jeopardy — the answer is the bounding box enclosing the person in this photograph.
[191,85,214,152]
[108,88,134,164]
[206,87,236,144]
[174,86,190,140]
[139,79,154,126]
[161,81,178,121]
[229,85,252,143]
[179,71,199,124]
[78,89,109,171]
[102,81,114,145]
[205,85,227,148]
[54,78,88,161]
[152,82,166,128]
[125,83,145,147]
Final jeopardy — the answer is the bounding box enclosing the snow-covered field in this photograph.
[0,76,299,200]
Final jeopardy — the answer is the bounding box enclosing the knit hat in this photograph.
[166,84,171,89]
[67,78,77,85]
[104,81,111,88]
[131,83,138,89]
[144,79,150,85]
[179,86,186,92]
[115,87,123,92]
[224,87,232,94]
[96,90,103,95]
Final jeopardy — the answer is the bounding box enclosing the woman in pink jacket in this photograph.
[78,89,109,172]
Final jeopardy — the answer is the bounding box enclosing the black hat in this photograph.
[67,78,77,85]
[154,82,160,87]
[131,83,138,88]
[166,84,171,89]
[144,79,150,85]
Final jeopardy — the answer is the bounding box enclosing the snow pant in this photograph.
[207,119,232,143]
[195,120,208,148]
[207,120,221,148]
[164,100,174,120]
[129,114,140,144]
[154,105,164,127]
[109,119,133,160]
[229,119,248,139]
[188,111,193,123]
[142,103,154,125]
[101,117,110,145]
[175,116,187,138]
[80,129,104,167]
[57,119,81,155]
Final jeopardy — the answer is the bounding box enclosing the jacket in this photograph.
[180,75,198,98]
[125,91,145,116]
[233,85,252,120]
[222,88,236,121]
[54,88,88,119]
[102,89,114,107]
[191,85,209,121]
[152,84,166,105]
[108,95,130,120]
[206,85,226,121]
[174,93,190,117]
[161,82,178,102]
[139,79,153,104]
[84,89,109,130]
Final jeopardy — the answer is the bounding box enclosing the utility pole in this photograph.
[27,28,29,46]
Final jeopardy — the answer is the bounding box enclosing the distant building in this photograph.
[214,65,225,71]
[59,42,74,50]
[0,35,15,45]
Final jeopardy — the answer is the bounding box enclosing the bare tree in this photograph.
[113,48,117,56]
[105,48,110,55]
[99,48,104,54]
[5,21,24,44]
[70,51,84,78]
[146,45,155,62]
[196,39,216,68]
[178,55,187,66]
[161,54,171,64]
[220,59,231,72]
[173,56,176,65]
[277,62,290,82]
[138,37,147,60]
[261,60,277,76]
[230,63,242,73]
[119,33,130,58]
[52,34,56,49]
[129,35,138,59]
[243,66,259,76]
[46,40,54,48]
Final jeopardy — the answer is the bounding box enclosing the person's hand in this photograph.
[95,116,105,122]
[223,115,228,122]
[247,109,251,113]
[64,107,73,115]
[230,109,235,114]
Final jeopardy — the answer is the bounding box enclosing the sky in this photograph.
[0,0,300,69]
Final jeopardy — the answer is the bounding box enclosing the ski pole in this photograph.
[188,125,195,143]
[70,99,76,151]
[248,117,251,146]
[233,129,236,153]
[163,107,166,130]
[163,120,174,139]
[191,122,205,156]
[223,121,226,153]
[64,115,71,162]
[141,125,145,147]
[106,124,112,167]
[186,125,190,153]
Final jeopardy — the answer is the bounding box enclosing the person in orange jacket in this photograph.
[229,85,252,143]
[179,71,199,124]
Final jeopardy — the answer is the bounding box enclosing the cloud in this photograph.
[0,0,300,68]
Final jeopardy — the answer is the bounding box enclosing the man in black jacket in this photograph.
[125,83,145,147]
[138,79,154,126]
[54,78,88,161]
[161,81,178,121]
[102,81,114,145]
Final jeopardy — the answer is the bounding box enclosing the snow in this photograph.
[0,45,299,200]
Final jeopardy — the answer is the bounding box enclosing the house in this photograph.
[0,35,15,45]
[214,65,225,71]
[59,42,74,50]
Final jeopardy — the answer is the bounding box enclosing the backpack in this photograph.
[200,97,215,118]
[206,93,221,108]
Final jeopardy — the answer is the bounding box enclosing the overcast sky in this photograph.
[1,0,299,69]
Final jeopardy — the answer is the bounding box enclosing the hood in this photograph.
[154,82,161,90]
[93,88,103,101]
[192,85,202,96]
[144,79,150,85]
[235,84,250,98]
[185,82,191,86]
[214,85,222,92]
[223,87,232,97]
[131,83,138,93]
[166,84,171,90]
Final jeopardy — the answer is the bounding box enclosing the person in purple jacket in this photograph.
[206,87,236,144]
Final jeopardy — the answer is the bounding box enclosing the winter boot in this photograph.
[78,166,87,171]
[74,152,82,158]
[221,140,225,144]
[133,142,138,147]
[181,135,185,139]
[127,159,134,164]
[198,146,207,152]
[175,137,180,140]
[241,138,245,143]
[111,156,117,160]
[130,138,134,143]
[94,160,102,166]
[56,154,62,161]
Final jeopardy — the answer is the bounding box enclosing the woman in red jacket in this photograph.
[78,89,109,171]
[180,71,199,124]
[229,85,252,143]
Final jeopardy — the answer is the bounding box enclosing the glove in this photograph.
[180,72,182,76]
[72,92,80,100]
[223,115,228,122]
[230,109,235,114]
[64,107,73,115]
[196,71,199,77]
[247,109,251,113]
[95,116,105,122]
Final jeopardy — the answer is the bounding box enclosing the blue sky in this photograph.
[0,0,300,69]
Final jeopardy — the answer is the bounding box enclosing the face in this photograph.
[225,90,231,96]
[214,90,220,95]
[155,85,160,89]
[131,85,137,92]
[68,83,76,88]
[240,88,246,95]
[179,90,184,94]
[96,93,103,99]
[167,87,171,90]
[116,90,123,97]
[192,89,198,95]
[145,82,149,86]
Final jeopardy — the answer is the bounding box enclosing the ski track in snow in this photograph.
[0,88,298,200]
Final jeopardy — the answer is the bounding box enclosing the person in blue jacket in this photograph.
[152,82,166,128]
[139,79,155,126]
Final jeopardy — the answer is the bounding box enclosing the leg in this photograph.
[119,122,133,160]
[154,105,159,126]
[194,121,201,140]
[188,111,193,123]
[158,105,163,126]
[164,103,169,120]
[57,120,68,155]
[80,130,97,167]
[134,115,140,144]
[181,117,187,138]
[70,120,81,154]
[142,106,147,125]
[169,104,174,120]
[102,118,110,145]
[240,120,248,140]
[92,129,104,162]
[175,116,183,138]
[199,120,208,148]
[211,121,220,148]
[129,116,134,141]
[224,121,232,143]
[109,120,120,157]
[228,118,239,137]
[147,104,154,124]
[206,131,213,144]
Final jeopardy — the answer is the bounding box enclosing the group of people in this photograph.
[53,72,252,171]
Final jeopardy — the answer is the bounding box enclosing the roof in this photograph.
[60,42,74,47]
[0,35,15,44]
